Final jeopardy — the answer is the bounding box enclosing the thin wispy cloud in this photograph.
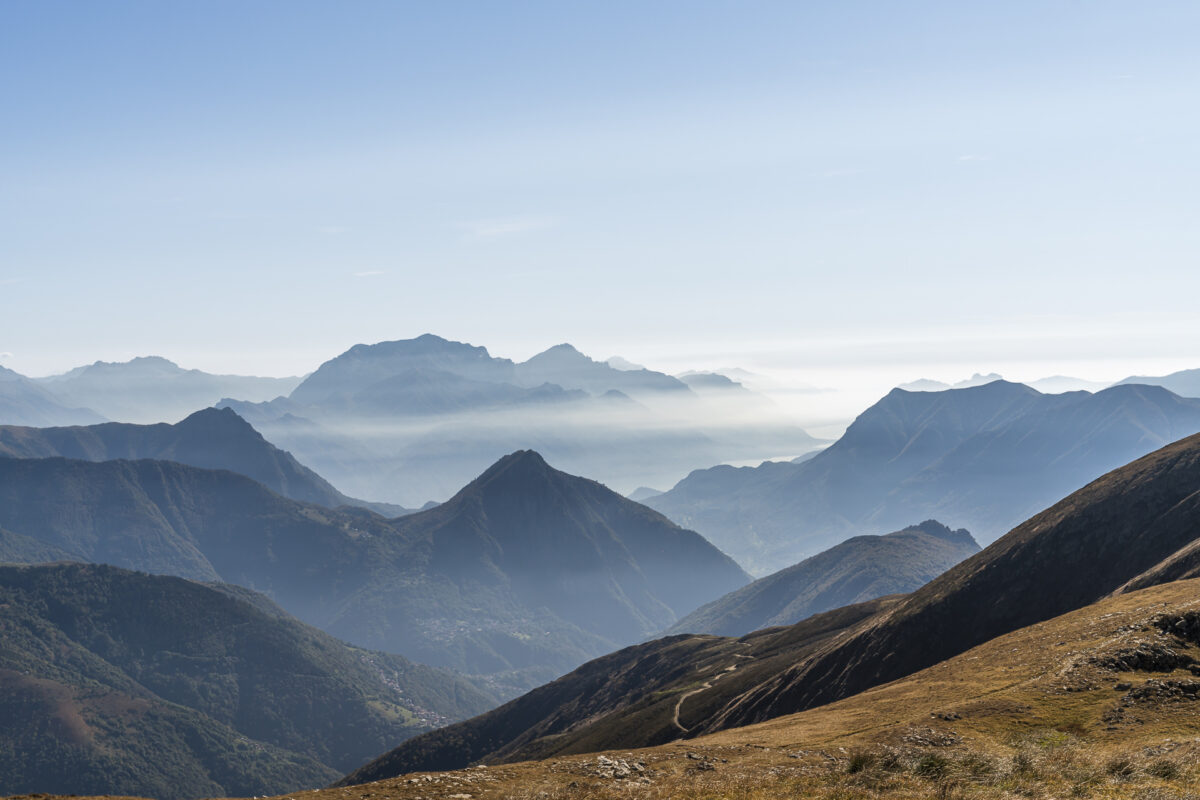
[0,278,23,286]
[956,154,993,162]
[0,352,12,360]
[353,270,386,278]
[317,226,349,235]
[820,168,864,178]
[463,216,556,239]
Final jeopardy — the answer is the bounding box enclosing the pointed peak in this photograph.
[490,449,552,473]
[527,343,591,363]
[176,406,259,433]
[448,450,563,502]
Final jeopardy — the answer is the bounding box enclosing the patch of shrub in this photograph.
[1145,758,1179,780]
[1105,755,1137,779]
[958,751,996,780]
[877,748,905,772]
[845,749,876,774]
[914,752,950,780]
[1011,751,1039,778]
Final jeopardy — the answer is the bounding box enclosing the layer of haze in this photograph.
[3,1,1198,425]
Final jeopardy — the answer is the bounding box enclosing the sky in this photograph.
[3,1,1199,406]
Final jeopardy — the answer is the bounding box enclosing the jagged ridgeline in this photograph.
[0,562,494,800]
[0,449,748,694]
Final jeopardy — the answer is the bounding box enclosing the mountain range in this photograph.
[647,380,1200,573]
[219,334,823,506]
[1116,366,1200,399]
[0,562,494,800]
[0,449,748,694]
[900,368,1200,397]
[0,406,407,515]
[32,356,302,423]
[346,429,1200,779]
[0,366,105,427]
[664,520,979,637]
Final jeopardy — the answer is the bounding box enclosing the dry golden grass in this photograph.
[253,579,1200,800]
[9,580,1200,800]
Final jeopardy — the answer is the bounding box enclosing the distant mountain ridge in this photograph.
[664,520,979,637]
[0,365,105,427]
[0,450,748,694]
[0,407,407,515]
[0,562,494,800]
[1116,366,1200,398]
[34,356,302,423]
[224,334,822,506]
[648,380,1200,573]
[896,372,1003,391]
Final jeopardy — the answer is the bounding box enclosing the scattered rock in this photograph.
[1156,611,1200,644]
[582,754,647,780]
[1093,642,1194,672]
[1124,679,1200,703]
[901,727,961,747]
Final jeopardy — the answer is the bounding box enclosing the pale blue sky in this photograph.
[3,1,1198,393]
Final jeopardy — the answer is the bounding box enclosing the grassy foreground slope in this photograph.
[324,579,1200,800]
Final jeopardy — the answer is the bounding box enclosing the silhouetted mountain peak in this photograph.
[887,378,1034,401]
[902,519,977,547]
[456,449,557,498]
[1093,381,1178,404]
[340,334,503,365]
[291,335,516,405]
[175,405,264,437]
[525,343,589,364]
[126,355,182,369]
[1116,367,1200,399]
[67,355,187,377]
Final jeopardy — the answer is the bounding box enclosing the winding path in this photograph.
[672,665,738,733]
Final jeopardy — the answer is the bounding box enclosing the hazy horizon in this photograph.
[4,1,1197,400]
[7,329,1199,443]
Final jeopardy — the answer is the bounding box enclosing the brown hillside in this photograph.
[281,578,1200,800]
